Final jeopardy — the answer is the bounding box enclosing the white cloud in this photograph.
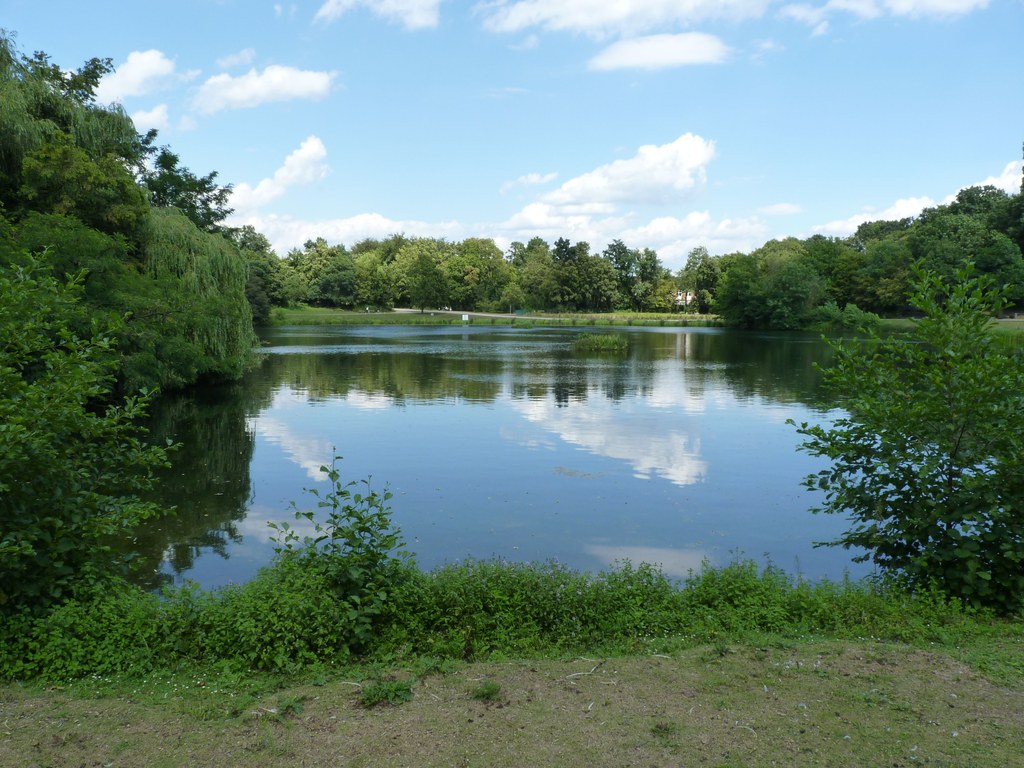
[488,133,763,266]
[131,104,170,133]
[95,49,177,103]
[882,0,989,17]
[588,33,730,71]
[937,160,1024,204]
[230,211,462,255]
[783,0,986,33]
[826,0,883,18]
[216,48,256,69]
[974,160,1024,194]
[193,65,335,114]
[482,0,770,37]
[497,201,629,243]
[621,212,770,266]
[543,133,716,207]
[510,34,540,50]
[812,195,934,236]
[231,136,330,211]
[811,159,1021,238]
[315,0,441,29]
[780,3,827,24]
[500,171,558,193]
[753,39,786,56]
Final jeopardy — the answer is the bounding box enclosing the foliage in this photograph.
[0,34,138,205]
[138,132,233,233]
[715,242,826,329]
[2,550,991,683]
[1,35,256,392]
[571,332,628,352]
[793,266,1024,612]
[18,132,149,244]
[269,458,410,654]
[405,242,450,311]
[141,207,256,385]
[0,582,163,679]
[360,678,414,707]
[0,253,169,613]
[163,559,357,672]
[810,301,880,332]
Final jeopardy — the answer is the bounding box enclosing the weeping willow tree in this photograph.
[140,208,256,384]
[2,32,256,391]
[0,32,140,208]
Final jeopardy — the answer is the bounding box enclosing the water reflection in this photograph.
[140,325,862,589]
[583,544,710,579]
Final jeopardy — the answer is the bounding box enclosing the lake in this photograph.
[134,324,871,591]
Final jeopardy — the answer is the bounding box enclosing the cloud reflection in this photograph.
[247,404,333,481]
[584,544,708,578]
[512,395,708,486]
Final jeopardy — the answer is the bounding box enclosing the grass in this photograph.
[2,637,1021,767]
[268,305,723,328]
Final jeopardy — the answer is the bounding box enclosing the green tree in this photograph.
[579,253,618,312]
[604,238,638,309]
[18,133,149,246]
[793,266,1024,612]
[715,241,825,329]
[517,240,557,310]
[232,226,282,325]
[0,249,169,612]
[138,133,233,233]
[141,208,256,386]
[682,246,719,314]
[317,256,357,307]
[354,248,401,309]
[405,243,449,311]
[910,206,1024,303]
[1,35,139,208]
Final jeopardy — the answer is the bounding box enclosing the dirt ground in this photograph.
[2,641,1022,768]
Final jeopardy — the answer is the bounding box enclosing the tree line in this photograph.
[241,231,683,323]
[686,180,1024,329]
[244,176,1024,331]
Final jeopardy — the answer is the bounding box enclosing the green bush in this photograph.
[270,458,410,653]
[0,555,985,682]
[794,266,1024,613]
[0,253,170,614]
[0,581,162,680]
[812,300,880,331]
[164,559,353,672]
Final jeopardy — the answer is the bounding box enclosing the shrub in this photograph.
[793,265,1024,613]
[0,254,169,614]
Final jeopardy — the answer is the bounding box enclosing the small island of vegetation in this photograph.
[571,331,629,352]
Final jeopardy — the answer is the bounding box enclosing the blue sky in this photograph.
[4,0,1022,268]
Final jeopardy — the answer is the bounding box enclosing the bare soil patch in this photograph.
[2,641,1021,767]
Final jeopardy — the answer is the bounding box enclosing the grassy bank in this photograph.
[267,306,723,328]
[3,479,1022,765]
[1,557,1022,766]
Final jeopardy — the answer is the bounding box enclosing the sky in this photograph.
[3,0,1023,269]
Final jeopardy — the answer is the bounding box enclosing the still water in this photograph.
[137,325,870,591]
